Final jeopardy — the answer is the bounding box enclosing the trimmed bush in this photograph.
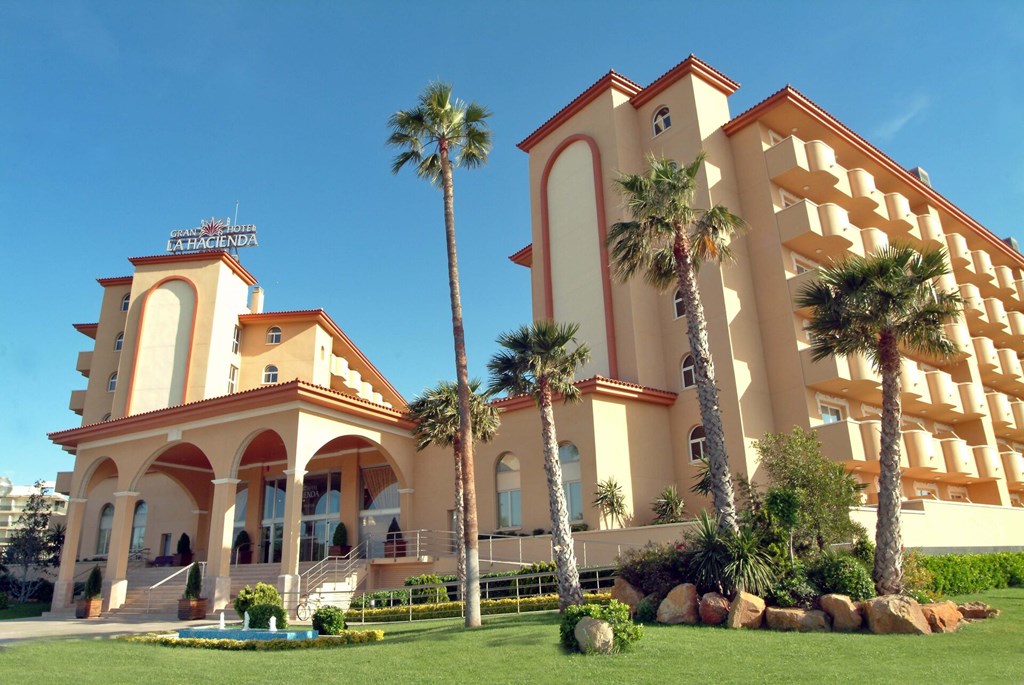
[350,589,410,609]
[84,565,103,599]
[119,631,383,650]
[404,574,450,604]
[347,592,612,623]
[918,551,1024,596]
[233,582,282,619]
[559,600,642,653]
[808,554,874,601]
[248,603,288,630]
[183,563,202,600]
[311,605,347,635]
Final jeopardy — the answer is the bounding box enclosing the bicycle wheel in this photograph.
[296,603,310,621]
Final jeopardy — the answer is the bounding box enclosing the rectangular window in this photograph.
[232,326,241,354]
[562,481,583,522]
[497,490,521,529]
[820,403,844,424]
[228,365,238,393]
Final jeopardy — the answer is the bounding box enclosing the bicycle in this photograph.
[295,592,322,621]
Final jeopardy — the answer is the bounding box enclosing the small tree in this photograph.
[183,562,202,600]
[1,480,62,603]
[651,485,685,524]
[176,533,191,556]
[332,522,348,548]
[84,565,103,599]
[592,477,627,528]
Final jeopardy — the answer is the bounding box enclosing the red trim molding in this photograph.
[97,276,133,287]
[630,55,740,108]
[538,134,619,379]
[73,323,99,339]
[508,244,533,267]
[492,376,677,413]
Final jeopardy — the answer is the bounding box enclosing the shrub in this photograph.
[84,565,103,599]
[808,553,874,601]
[684,512,731,595]
[176,533,191,556]
[616,543,684,604]
[233,582,281,619]
[311,605,347,634]
[851,536,875,569]
[404,574,450,604]
[350,589,409,609]
[248,603,288,630]
[0,591,8,610]
[634,597,657,623]
[901,551,937,602]
[918,552,1024,595]
[724,526,776,596]
[651,485,685,524]
[183,562,202,600]
[121,631,383,650]
[766,563,819,609]
[332,522,348,548]
[559,600,642,653]
[348,592,611,623]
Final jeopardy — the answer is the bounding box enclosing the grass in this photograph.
[0,602,48,620]
[1,589,1021,684]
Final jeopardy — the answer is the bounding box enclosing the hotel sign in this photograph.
[166,217,259,253]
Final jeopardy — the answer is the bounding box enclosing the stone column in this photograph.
[103,490,138,611]
[51,497,87,611]
[204,478,239,611]
[277,467,306,613]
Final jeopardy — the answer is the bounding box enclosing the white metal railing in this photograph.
[298,539,369,599]
[476,532,646,568]
[145,562,205,614]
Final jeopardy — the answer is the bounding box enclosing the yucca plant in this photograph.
[651,485,685,524]
[593,477,627,528]
[684,511,730,594]
[724,527,776,596]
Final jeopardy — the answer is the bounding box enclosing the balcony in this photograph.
[971,251,995,286]
[941,438,978,478]
[816,419,867,466]
[915,212,945,249]
[860,227,889,255]
[800,348,880,397]
[787,269,820,316]
[902,429,941,474]
[946,232,972,270]
[943,321,972,360]
[76,351,92,378]
[777,200,860,260]
[882,192,919,240]
[958,382,987,418]
[984,298,1010,334]
[766,137,850,204]
[972,337,1000,378]
[899,362,925,400]
[69,390,86,416]
[986,391,1014,430]
[923,369,963,421]
[847,168,886,220]
[994,266,1017,300]
[974,446,1003,479]
[1002,449,1024,484]
[995,348,1023,387]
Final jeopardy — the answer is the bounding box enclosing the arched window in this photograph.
[96,504,114,555]
[266,326,282,344]
[130,501,147,552]
[653,106,672,136]
[673,290,685,319]
[689,426,706,463]
[262,365,278,384]
[114,332,124,351]
[107,372,118,392]
[496,454,522,529]
[681,355,696,389]
[558,443,583,522]
[120,293,130,312]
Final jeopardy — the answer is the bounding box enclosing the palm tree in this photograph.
[607,153,746,534]
[407,380,500,597]
[796,244,961,595]
[487,321,591,610]
[388,82,491,627]
[592,477,627,528]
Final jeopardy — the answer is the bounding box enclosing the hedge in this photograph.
[347,592,612,623]
[919,552,1024,596]
[118,631,383,650]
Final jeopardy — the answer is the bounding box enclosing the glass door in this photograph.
[260,478,286,564]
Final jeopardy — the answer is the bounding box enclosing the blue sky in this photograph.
[2,1,1022,486]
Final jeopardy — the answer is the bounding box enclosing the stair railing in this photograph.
[145,561,205,614]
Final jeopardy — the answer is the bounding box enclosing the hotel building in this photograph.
[49,56,1023,615]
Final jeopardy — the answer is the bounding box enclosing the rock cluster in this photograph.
[612,578,1000,636]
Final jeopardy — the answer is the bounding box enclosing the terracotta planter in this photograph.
[178,598,207,620]
[384,539,407,558]
[329,545,352,557]
[76,598,102,619]
[235,549,252,565]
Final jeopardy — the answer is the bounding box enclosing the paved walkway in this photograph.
[0,613,215,645]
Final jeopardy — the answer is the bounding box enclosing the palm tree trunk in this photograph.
[673,229,739,535]
[874,331,904,595]
[452,433,466,593]
[538,382,584,610]
[439,143,482,627]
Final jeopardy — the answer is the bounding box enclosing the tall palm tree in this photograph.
[487,321,591,610]
[387,82,491,627]
[407,380,500,597]
[796,244,961,595]
[608,153,746,534]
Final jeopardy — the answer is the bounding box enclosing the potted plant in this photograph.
[384,518,406,558]
[75,565,103,618]
[177,562,207,620]
[234,530,252,565]
[176,532,192,566]
[329,522,351,557]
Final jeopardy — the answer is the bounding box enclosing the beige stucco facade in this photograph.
[50,55,1024,615]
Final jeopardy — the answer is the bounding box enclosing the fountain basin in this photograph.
[178,627,319,641]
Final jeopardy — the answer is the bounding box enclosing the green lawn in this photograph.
[1,589,1021,684]
[0,602,48,620]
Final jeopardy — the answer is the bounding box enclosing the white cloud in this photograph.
[872,94,931,141]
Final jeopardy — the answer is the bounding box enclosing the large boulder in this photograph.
[957,601,1001,620]
[864,595,930,635]
[657,583,700,625]
[610,578,645,616]
[727,591,765,630]
[699,592,730,626]
[820,594,863,632]
[922,601,962,633]
[765,607,831,632]
[574,616,614,654]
